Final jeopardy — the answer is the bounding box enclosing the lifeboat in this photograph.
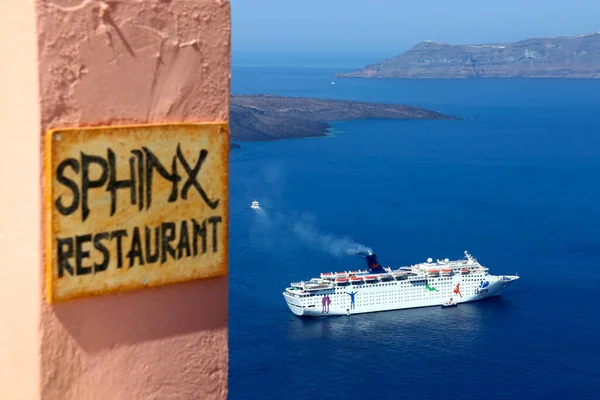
[334,272,348,278]
[393,272,408,280]
[320,273,335,279]
[364,275,377,281]
[441,268,453,276]
[335,277,348,284]
[461,268,470,274]
[428,269,440,275]
[350,276,363,283]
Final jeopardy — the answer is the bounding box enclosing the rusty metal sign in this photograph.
[44,123,229,303]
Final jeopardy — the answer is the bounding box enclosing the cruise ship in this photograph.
[282,251,519,317]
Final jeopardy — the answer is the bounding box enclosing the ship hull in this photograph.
[283,275,518,318]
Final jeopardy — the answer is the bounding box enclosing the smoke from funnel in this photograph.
[242,163,372,258]
[291,214,373,258]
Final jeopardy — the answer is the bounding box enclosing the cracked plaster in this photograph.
[36,1,230,399]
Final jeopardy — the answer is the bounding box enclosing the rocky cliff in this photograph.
[337,32,600,79]
[230,94,456,141]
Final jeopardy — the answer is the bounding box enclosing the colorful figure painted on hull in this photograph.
[347,291,358,309]
[321,295,331,313]
[425,282,439,292]
[453,283,463,298]
[476,280,491,295]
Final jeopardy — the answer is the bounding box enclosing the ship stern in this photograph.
[283,292,305,316]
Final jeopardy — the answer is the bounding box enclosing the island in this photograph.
[229,94,457,141]
[336,32,600,79]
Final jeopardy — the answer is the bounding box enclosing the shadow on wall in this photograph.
[49,276,227,353]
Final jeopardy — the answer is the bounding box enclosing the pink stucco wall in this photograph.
[38,1,230,399]
[0,1,42,399]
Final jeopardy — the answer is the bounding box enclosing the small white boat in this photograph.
[442,299,457,308]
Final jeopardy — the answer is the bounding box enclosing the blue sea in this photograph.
[228,66,600,400]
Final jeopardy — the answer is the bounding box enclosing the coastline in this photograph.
[230,94,459,143]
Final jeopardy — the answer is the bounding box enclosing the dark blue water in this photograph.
[229,67,600,400]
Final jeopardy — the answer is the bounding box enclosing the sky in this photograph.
[231,0,600,65]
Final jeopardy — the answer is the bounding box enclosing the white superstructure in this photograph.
[282,251,519,317]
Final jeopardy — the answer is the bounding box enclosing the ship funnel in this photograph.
[365,254,386,274]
